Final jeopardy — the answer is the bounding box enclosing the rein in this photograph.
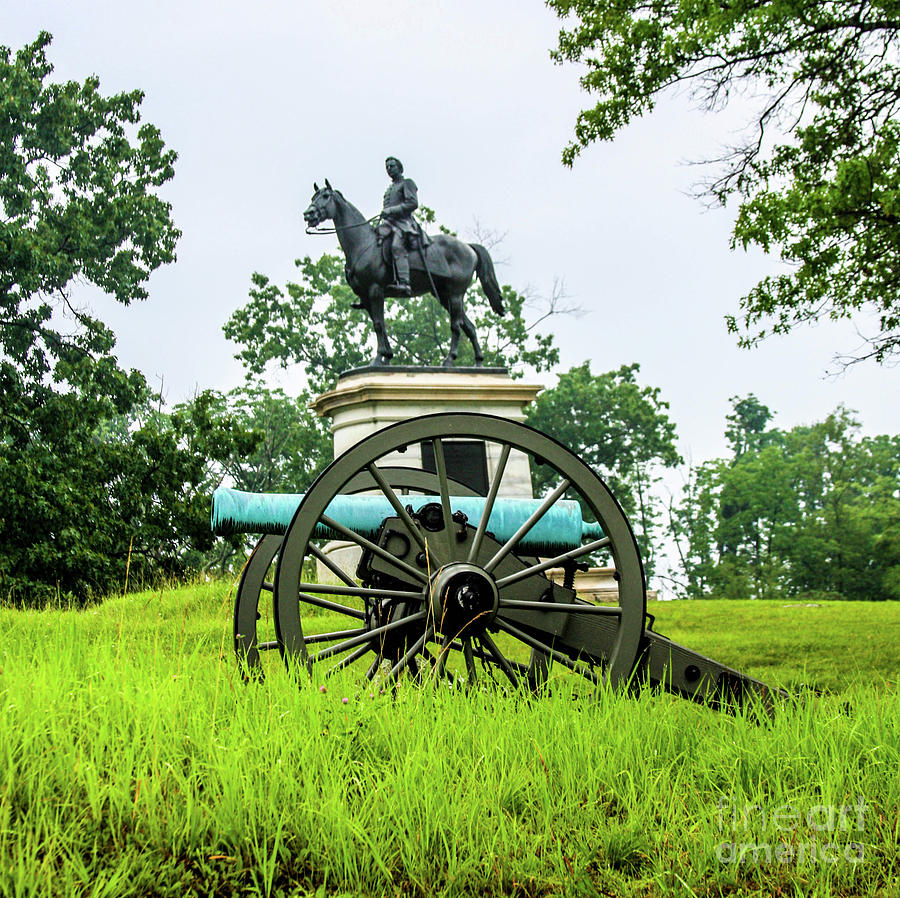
[305,214,380,236]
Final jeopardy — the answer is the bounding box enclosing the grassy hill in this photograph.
[0,583,897,897]
[647,598,899,693]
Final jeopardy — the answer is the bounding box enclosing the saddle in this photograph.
[377,223,451,280]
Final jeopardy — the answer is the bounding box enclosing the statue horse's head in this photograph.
[303,180,337,228]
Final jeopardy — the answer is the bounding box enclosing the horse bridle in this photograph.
[305,212,382,236]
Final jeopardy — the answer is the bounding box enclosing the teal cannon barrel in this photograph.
[211,487,604,556]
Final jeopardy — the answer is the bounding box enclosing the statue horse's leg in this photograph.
[459,308,483,367]
[366,285,393,366]
[443,292,483,368]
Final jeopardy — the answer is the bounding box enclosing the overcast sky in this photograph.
[7,0,897,465]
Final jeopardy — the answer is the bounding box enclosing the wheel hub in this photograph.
[430,563,499,638]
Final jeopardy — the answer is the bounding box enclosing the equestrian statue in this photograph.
[303,157,505,368]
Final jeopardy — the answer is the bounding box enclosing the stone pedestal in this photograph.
[311,367,542,498]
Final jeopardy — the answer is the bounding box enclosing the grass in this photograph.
[0,582,897,897]
[646,599,900,693]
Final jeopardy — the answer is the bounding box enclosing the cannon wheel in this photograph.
[233,467,481,674]
[273,413,647,690]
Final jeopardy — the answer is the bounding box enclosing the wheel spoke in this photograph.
[497,599,622,616]
[304,627,368,645]
[439,637,467,654]
[423,646,456,684]
[298,592,366,620]
[449,638,528,673]
[309,544,357,589]
[468,442,511,563]
[384,626,433,686]
[312,611,426,663]
[483,479,571,573]
[431,438,454,541]
[494,618,600,684]
[493,537,612,590]
[326,642,373,676]
[478,631,519,688]
[320,513,428,584]
[433,631,453,681]
[299,582,424,601]
[463,638,477,682]
[365,462,440,565]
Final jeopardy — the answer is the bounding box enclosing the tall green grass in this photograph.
[648,599,900,693]
[1,583,897,897]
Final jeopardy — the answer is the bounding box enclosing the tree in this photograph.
[104,391,259,589]
[715,444,798,597]
[211,382,331,495]
[547,0,900,365]
[0,385,258,604]
[716,395,793,590]
[224,252,561,396]
[0,33,188,605]
[669,398,900,599]
[1,32,179,403]
[725,394,777,459]
[195,383,333,574]
[779,410,900,600]
[667,459,719,596]
[524,362,681,573]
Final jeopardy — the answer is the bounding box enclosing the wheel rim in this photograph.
[234,534,281,671]
[274,413,647,690]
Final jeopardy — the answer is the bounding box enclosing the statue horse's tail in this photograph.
[471,243,505,316]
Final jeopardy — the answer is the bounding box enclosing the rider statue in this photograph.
[301,164,506,367]
[380,156,428,296]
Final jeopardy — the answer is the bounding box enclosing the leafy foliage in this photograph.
[209,382,331,495]
[1,32,179,391]
[548,0,900,363]
[670,398,900,599]
[0,33,239,605]
[525,362,681,573]
[194,383,333,574]
[0,387,258,605]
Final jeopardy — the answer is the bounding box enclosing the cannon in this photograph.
[214,412,780,707]
[213,489,608,553]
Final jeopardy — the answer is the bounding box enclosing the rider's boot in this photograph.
[390,253,412,296]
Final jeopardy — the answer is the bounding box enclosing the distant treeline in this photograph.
[668,397,900,601]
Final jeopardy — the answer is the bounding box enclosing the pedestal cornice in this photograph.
[311,370,542,420]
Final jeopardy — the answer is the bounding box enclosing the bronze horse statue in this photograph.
[303,182,505,367]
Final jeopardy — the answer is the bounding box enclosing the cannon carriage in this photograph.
[212,413,778,707]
